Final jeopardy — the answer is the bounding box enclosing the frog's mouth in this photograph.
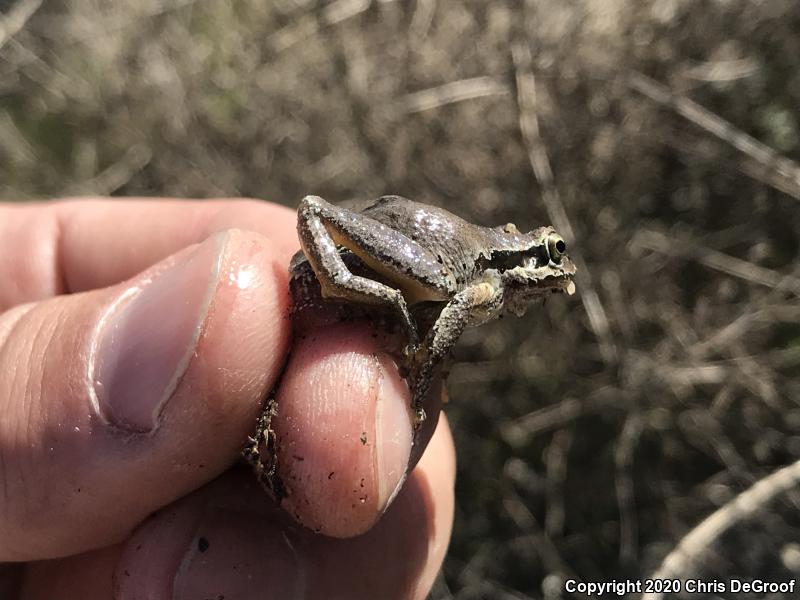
[502,256,577,316]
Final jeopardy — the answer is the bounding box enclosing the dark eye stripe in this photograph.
[486,250,525,272]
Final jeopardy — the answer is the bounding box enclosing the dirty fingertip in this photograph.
[274,324,414,538]
[374,351,415,510]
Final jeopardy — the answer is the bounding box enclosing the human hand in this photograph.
[0,199,455,599]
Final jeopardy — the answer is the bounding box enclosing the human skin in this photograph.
[0,199,455,599]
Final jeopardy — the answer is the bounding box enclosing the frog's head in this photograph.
[495,226,577,317]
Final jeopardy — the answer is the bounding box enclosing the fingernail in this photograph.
[375,355,414,512]
[173,508,303,600]
[90,233,227,432]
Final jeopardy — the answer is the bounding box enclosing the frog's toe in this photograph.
[397,342,422,378]
[413,406,427,428]
[402,341,417,358]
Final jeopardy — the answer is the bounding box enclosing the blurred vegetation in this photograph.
[2,0,800,598]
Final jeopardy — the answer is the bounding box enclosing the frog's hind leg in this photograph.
[297,196,450,351]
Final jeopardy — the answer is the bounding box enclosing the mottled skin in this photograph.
[243,195,576,495]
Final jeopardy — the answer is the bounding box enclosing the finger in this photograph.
[0,564,22,598]
[271,322,444,537]
[0,198,298,309]
[20,546,122,600]
[0,229,291,560]
[50,417,453,600]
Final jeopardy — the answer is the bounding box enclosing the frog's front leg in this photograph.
[297,196,451,352]
[410,274,505,426]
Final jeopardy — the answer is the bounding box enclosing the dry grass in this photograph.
[2,0,800,597]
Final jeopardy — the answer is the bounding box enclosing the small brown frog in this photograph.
[243,195,576,493]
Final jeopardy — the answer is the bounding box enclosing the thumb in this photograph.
[0,230,290,561]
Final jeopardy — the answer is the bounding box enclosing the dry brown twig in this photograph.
[398,76,509,114]
[503,489,581,585]
[678,409,753,484]
[628,71,800,201]
[631,229,800,296]
[655,125,800,201]
[690,306,775,360]
[0,0,42,51]
[681,58,759,83]
[64,145,152,197]
[544,428,572,538]
[615,413,644,564]
[268,0,394,53]
[501,393,619,448]
[642,459,800,600]
[409,0,436,44]
[511,40,617,365]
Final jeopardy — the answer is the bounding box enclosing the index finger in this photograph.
[0,198,298,309]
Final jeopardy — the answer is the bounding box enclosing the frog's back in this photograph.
[360,196,469,239]
[360,196,492,281]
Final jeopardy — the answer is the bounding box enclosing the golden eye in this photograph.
[547,234,566,262]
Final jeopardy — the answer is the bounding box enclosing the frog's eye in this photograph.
[546,234,566,263]
[503,223,519,234]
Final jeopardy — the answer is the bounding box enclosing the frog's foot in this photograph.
[409,372,431,429]
[401,341,419,364]
[397,327,422,377]
[242,398,283,499]
[402,319,420,355]
[413,406,427,429]
[242,436,261,469]
[242,411,268,466]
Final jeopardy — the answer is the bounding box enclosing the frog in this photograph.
[243,195,576,496]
